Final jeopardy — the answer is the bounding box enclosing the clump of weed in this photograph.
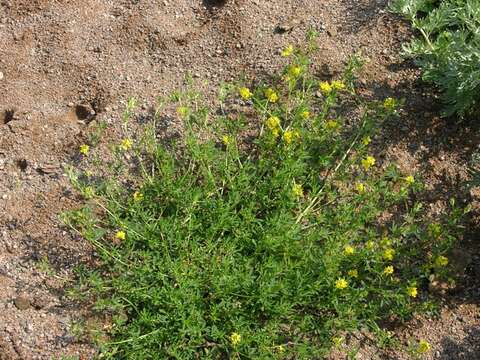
[63,42,465,359]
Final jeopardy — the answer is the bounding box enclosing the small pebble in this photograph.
[14,296,31,310]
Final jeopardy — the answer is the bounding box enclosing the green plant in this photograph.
[391,0,480,117]
[63,44,464,359]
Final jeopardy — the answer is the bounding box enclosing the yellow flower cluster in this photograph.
[383,97,396,110]
[362,136,371,146]
[405,175,415,185]
[331,80,345,90]
[266,116,281,137]
[115,231,126,241]
[239,87,252,100]
[283,130,294,144]
[361,155,376,171]
[292,183,303,197]
[325,120,340,130]
[383,265,394,275]
[348,269,358,278]
[434,255,448,267]
[133,191,144,202]
[265,88,279,103]
[230,332,241,346]
[176,106,189,118]
[288,65,302,78]
[301,110,310,119]
[417,340,431,354]
[319,80,345,95]
[281,44,294,57]
[79,144,90,156]
[383,248,395,261]
[120,138,133,151]
[222,135,231,146]
[356,183,366,194]
[283,130,300,144]
[380,237,391,247]
[335,278,348,289]
[84,186,94,198]
[319,81,333,95]
[407,286,417,298]
[344,245,355,256]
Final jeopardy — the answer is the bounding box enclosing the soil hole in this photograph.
[75,104,95,122]
[17,159,28,171]
[203,0,227,9]
[1,109,15,124]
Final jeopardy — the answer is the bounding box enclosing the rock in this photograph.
[14,296,31,310]
[327,27,338,37]
[274,19,299,34]
[37,163,60,175]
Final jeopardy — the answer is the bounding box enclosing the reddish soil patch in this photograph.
[0,0,478,358]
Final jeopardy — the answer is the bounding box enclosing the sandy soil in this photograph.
[0,0,478,359]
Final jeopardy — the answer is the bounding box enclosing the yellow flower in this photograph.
[383,248,395,261]
[301,110,310,119]
[319,81,333,95]
[332,336,344,347]
[434,255,449,267]
[348,269,358,278]
[361,155,376,171]
[120,138,133,151]
[325,120,340,130]
[417,340,431,354]
[283,130,295,144]
[222,135,231,146]
[265,88,279,103]
[288,66,302,78]
[335,278,348,290]
[383,265,394,275]
[362,136,371,146]
[176,106,189,118]
[277,344,286,353]
[230,332,241,346]
[356,183,366,194]
[380,237,392,247]
[383,97,396,110]
[133,191,144,202]
[366,240,375,250]
[344,245,355,256]
[239,87,252,100]
[271,128,280,138]
[266,116,281,131]
[83,186,95,198]
[281,44,294,57]
[292,183,303,197]
[79,144,90,156]
[405,175,415,185]
[407,286,418,298]
[331,80,345,90]
[115,231,126,241]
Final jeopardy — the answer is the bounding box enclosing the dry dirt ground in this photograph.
[0,0,479,359]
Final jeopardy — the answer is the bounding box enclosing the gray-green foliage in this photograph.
[391,0,480,117]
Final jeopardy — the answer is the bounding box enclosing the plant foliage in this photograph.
[63,44,464,359]
[391,0,480,117]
